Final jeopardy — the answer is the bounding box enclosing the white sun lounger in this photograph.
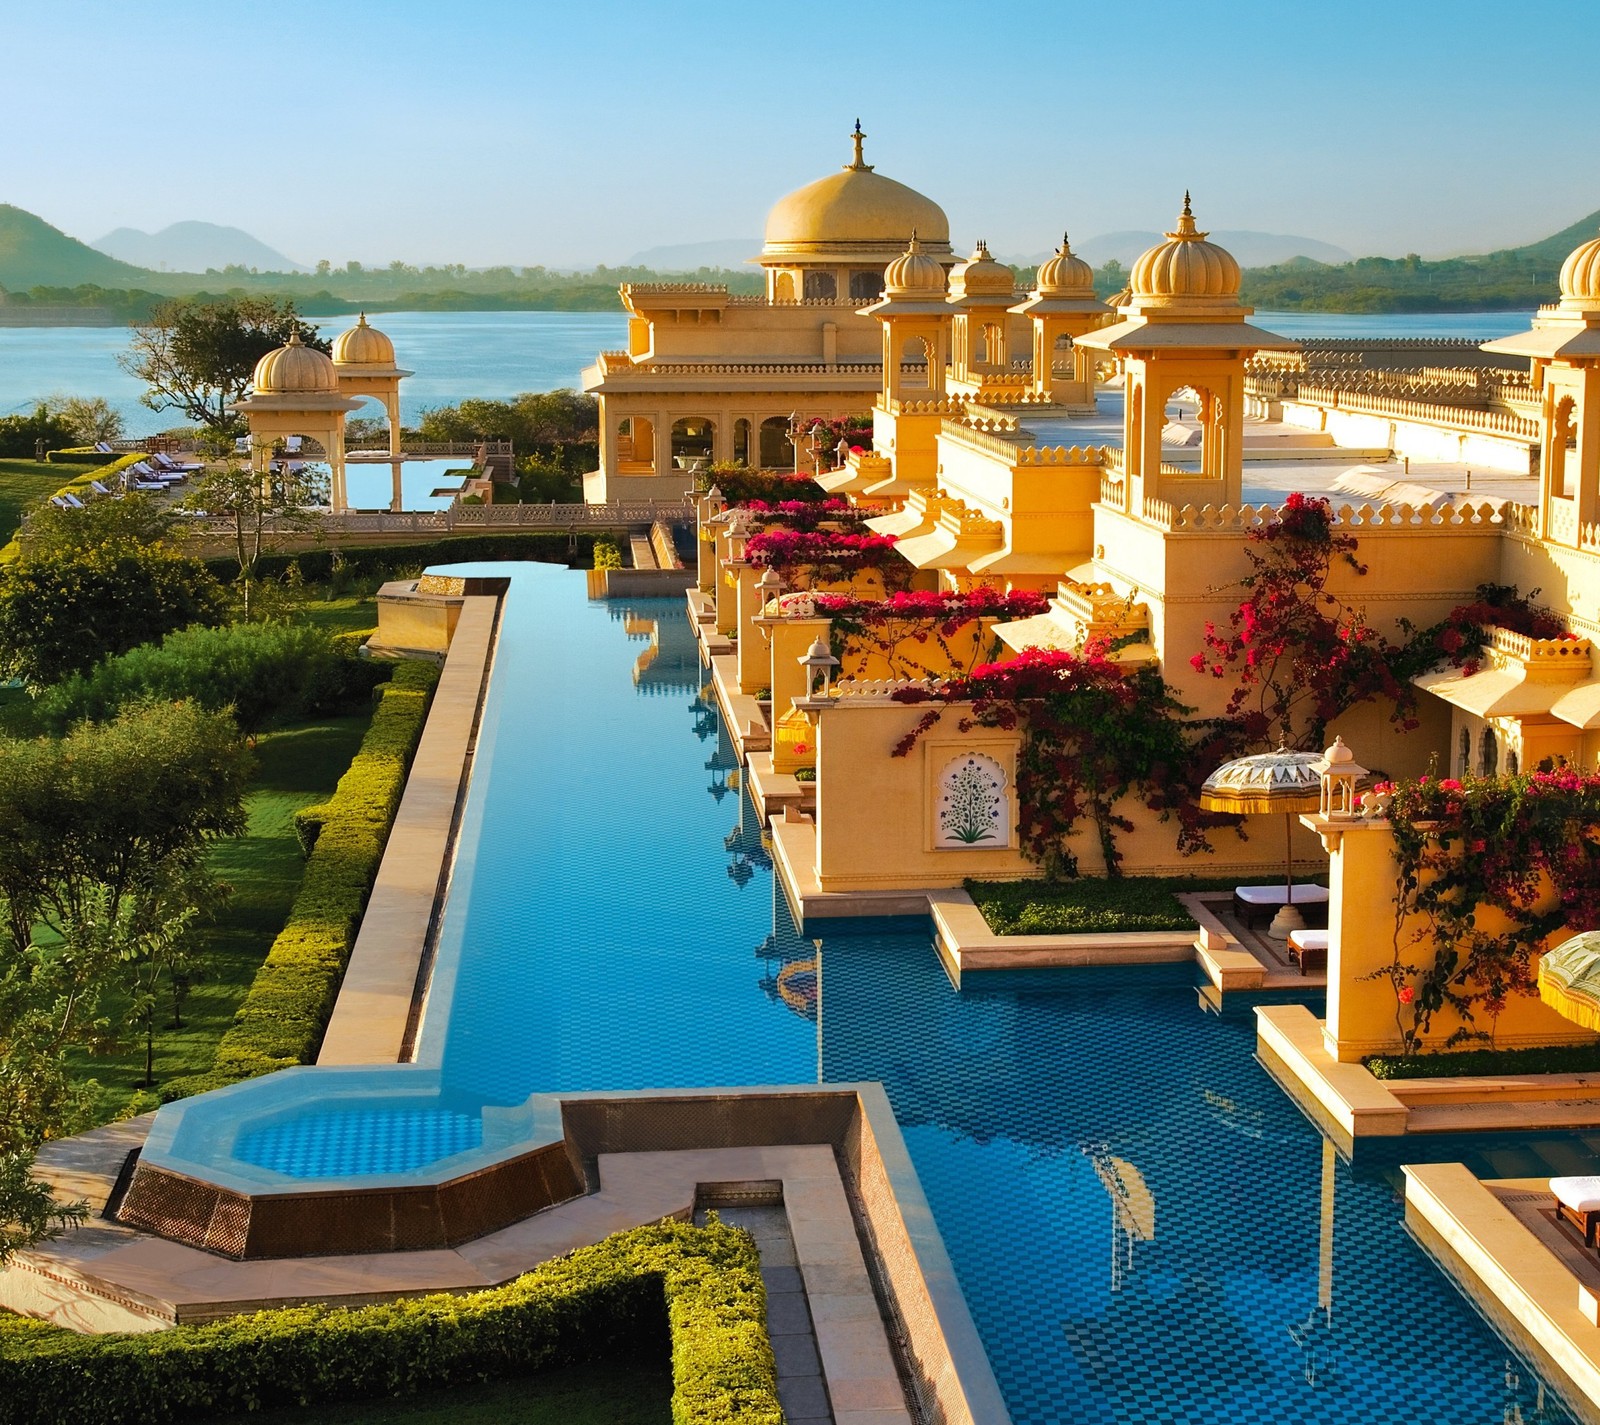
[1553,1177,1600,1245]
[1233,883,1330,929]
[1287,928,1330,974]
[89,480,114,497]
[152,453,202,473]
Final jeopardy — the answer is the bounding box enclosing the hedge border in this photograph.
[0,453,149,565]
[205,532,601,586]
[162,660,439,1099]
[0,1219,782,1425]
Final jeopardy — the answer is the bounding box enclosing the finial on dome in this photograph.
[848,120,872,171]
[357,312,369,327]
[909,227,919,249]
[1061,232,1071,252]
[977,239,989,256]
[1169,192,1205,241]
[286,331,303,346]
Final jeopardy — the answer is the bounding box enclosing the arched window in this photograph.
[1458,727,1471,778]
[1480,726,1498,778]
[1506,748,1519,776]
[774,273,796,302]
[758,416,792,469]
[733,418,751,467]
[803,271,837,300]
[850,269,883,300]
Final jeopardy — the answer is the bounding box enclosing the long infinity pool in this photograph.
[346,565,1581,1421]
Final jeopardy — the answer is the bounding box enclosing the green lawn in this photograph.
[210,1356,671,1425]
[966,873,1293,935]
[0,459,96,543]
[65,713,372,1120]
[296,588,381,635]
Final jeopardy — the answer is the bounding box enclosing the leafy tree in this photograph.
[0,700,250,952]
[0,544,226,686]
[0,405,76,459]
[41,395,123,444]
[119,296,329,431]
[180,462,322,620]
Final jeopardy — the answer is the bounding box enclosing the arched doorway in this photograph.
[618,416,654,472]
[759,416,792,469]
[850,270,883,300]
[733,418,751,466]
[900,337,930,392]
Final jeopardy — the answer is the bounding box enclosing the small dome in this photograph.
[763,123,950,255]
[252,332,337,394]
[883,233,947,295]
[1560,229,1600,303]
[948,241,1015,300]
[332,313,396,366]
[1035,233,1095,296]
[1131,195,1242,302]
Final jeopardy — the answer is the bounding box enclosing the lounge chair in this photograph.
[59,492,87,510]
[1553,1178,1600,1245]
[1232,883,1330,930]
[93,441,115,454]
[128,461,182,484]
[1287,928,1330,974]
[89,480,114,497]
[152,453,202,473]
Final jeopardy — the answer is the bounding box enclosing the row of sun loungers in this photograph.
[52,452,206,508]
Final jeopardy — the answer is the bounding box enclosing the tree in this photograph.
[0,405,76,459]
[180,461,322,620]
[0,544,227,686]
[0,700,250,953]
[42,395,123,444]
[119,296,329,431]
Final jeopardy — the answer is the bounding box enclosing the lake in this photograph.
[0,308,1538,438]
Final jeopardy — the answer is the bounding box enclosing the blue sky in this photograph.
[5,0,1595,268]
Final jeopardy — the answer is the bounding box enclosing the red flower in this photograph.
[1398,985,1416,1004]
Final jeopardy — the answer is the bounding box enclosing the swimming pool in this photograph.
[374,565,1565,1424]
[153,563,1573,1421]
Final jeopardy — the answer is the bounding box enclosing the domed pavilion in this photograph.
[758,122,953,303]
[1078,194,1295,509]
[1483,228,1600,548]
[583,125,960,501]
[1010,233,1110,408]
[233,332,362,510]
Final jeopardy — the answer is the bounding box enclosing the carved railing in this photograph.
[173,501,694,541]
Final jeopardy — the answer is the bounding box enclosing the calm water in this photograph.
[0,311,629,433]
[408,564,1574,1425]
[0,309,1533,436]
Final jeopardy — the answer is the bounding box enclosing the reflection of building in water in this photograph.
[1085,1148,1155,1293]
[724,784,773,886]
[756,879,820,1024]
[1288,1138,1338,1388]
[689,685,719,742]
[606,604,705,695]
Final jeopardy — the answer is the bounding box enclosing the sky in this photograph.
[3,0,1596,270]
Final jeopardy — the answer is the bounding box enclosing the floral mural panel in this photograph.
[935,751,1008,849]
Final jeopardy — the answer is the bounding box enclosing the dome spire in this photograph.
[1168,191,1205,241]
[847,119,873,172]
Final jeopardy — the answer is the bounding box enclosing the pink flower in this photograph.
[1398,985,1416,1005]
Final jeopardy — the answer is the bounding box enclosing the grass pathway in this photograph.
[0,458,94,541]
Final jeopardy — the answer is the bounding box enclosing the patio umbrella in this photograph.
[1538,930,1600,1033]
[1200,744,1325,936]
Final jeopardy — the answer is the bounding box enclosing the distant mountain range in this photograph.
[0,204,152,289]
[92,221,306,273]
[1007,231,1356,270]
[626,238,762,270]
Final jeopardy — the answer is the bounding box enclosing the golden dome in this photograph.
[252,332,337,394]
[1560,229,1600,303]
[883,234,947,295]
[948,241,1014,301]
[762,123,950,257]
[332,313,396,366]
[1131,195,1242,302]
[1035,233,1094,296]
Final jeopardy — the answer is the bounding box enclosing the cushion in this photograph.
[1289,930,1331,952]
[1552,1176,1600,1212]
[1234,884,1330,907]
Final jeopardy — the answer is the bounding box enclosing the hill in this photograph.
[626,238,762,270]
[92,221,306,273]
[1059,229,1354,269]
[0,205,156,291]
[1505,206,1600,264]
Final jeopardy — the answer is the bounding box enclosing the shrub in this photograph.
[1366,1042,1600,1079]
[38,624,389,736]
[593,533,623,570]
[965,874,1286,936]
[0,544,226,685]
[0,1219,780,1425]
[162,662,438,1094]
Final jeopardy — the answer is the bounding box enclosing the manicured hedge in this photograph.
[45,447,124,466]
[0,1219,781,1425]
[1367,1041,1600,1079]
[162,661,439,1097]
[205,532,606,586]
[965,874,1289,935]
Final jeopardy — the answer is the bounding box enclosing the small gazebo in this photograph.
[233,334,362,511]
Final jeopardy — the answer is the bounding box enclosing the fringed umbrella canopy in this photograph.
[1199,746,1326,816]
[1539,930,1600,1034]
